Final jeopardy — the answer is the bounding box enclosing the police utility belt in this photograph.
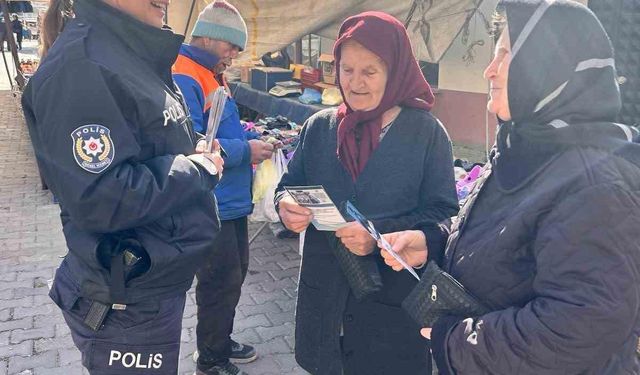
[85,237,150,331]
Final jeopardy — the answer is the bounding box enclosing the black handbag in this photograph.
[326,234,383,301]
[261,49,291,69]
[402,261,490,327]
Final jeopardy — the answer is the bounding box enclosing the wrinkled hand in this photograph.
[279,195,313,233]
[249,139,275,164]
[261,136,284,149]
[379,230,428,270]
[335,222,376,256]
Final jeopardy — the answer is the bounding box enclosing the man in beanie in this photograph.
[173,2,274,374]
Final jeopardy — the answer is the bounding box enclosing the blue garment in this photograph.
[174,44,259,220]
[53,265,185,374]
[173,44,218,134]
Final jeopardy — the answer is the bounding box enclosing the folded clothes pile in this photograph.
[454,158,484,172]
[259,115,296,130]
[453,159,486,203]
[243,117,301,157]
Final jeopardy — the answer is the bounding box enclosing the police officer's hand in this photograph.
[196,139,208,153]
[203,150,224,176]
[195,139,219,153]
[192,139,224,176]
[335,222,376,256]
[279,195,313,233]
[249,139,274,164]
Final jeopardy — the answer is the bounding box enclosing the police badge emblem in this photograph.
[71,125,115,174]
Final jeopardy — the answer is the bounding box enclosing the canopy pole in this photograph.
[404,0,420,28]
[0,0,24,90]
[184,0,197,36]
[1,43,12,88]
[294,39,302,64]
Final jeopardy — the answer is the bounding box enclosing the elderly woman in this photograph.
[275,11,459,375]
[382,1,640,374]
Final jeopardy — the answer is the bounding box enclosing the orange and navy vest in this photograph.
[173,54,220,113]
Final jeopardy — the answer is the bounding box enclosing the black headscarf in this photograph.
[494,0,640,190]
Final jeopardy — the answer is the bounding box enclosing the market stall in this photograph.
[169,0,491,64]
[170,0,501,240]
[229,81,329,125]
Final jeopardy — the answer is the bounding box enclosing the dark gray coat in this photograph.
[429,1,640,373]
[432,145,640,374]
[276,107,458,374]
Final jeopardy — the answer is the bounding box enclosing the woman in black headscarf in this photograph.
[381,0,640,374]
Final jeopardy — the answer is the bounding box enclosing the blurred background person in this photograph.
[11,14,22,50]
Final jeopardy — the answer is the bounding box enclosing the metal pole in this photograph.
[184,0,197,36]
[307,34,311,65]
[1,44,12,87]
[294,39,302,64]
[0,0,24,89]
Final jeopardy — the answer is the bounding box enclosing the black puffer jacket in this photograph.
[428,1,640,373]
[432,144,640,374]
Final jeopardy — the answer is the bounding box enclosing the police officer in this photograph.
[21,0,224,373]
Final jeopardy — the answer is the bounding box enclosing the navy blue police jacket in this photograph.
[21,0,221,305]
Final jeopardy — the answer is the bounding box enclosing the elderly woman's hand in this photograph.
[379,230,428,270]
[335,222,376,256]
[279,195,313,233]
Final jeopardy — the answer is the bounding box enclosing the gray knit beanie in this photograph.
[191,1,247,51]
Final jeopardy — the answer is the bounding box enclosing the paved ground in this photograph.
[0,88,306,374]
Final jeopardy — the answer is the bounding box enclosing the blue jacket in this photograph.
[173,44,258,220]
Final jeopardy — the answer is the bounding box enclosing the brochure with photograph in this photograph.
[284,185,347,231]
[345,201,420,281]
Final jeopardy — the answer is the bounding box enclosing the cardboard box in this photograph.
[236,61,262,83]
[240,65,251,83]
[250,67,293,92]
[323,73,336,85]
[313,82,338,92]
[318,54,336,84]
[290,64,305,80]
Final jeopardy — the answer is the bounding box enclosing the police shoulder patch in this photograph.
[70,124,115,174]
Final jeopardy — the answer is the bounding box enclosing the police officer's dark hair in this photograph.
[40,0,73,57]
